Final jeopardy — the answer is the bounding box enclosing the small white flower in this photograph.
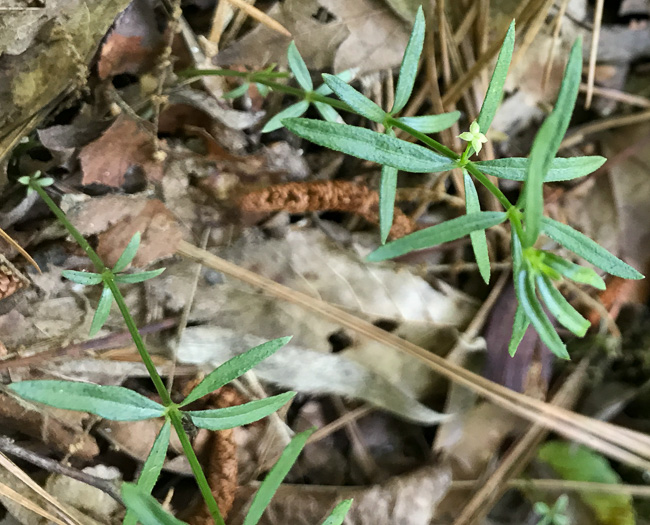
[459,121,488,154]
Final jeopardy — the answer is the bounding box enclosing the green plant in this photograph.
[9,177,352,524]
[183,6,642,360]
[534,494,570,525]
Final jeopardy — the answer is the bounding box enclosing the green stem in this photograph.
[181,68,515,218]
[32,185,107,271]
[106,278,172,406]
[169,410,225,525]
[32,183,224,524]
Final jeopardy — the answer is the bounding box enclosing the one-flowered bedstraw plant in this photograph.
[12,176,352,525]
[189,6,643,359]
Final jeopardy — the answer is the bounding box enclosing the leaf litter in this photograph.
[2,0,650,524]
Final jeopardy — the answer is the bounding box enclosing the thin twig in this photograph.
[0,452,81,525]
[542,0,571,92]
[0,438,122,504]
[585,0,605,109]
[168,229,210,392]
[0,481,68,525]
[450,478,650,497]
[579,83,650,108]
[452,361,588,525]
[561,109,650,149]
[175,240,650,471]
[224,0,291,37]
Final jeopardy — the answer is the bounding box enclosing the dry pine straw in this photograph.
[239,180,416,240]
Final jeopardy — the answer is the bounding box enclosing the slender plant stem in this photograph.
[169,410,225,525]
[30,182,224,524]
[32,185,107,271]
[105,279,172,406]
[182,68,515,215]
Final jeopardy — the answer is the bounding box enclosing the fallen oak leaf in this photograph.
[63,194,182,267]
[79,115,164,188]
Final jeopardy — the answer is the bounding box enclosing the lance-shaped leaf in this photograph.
[314,101,343,123]
[187,392,295,430]
[181,336,291,406]
[321,500,353,525]
[62,270,103,286]
[523,111,562,247]
[114,268,166,284]
[396,111,460,133]
[122,483,188,525]
[379,165,398,245]
[367,211,507,262]
[391,5,425,114]
[89,286,114,337]
[477,20,515,132]
[464,171,490,284]
[243,429,314,525]
[262,101,310,133]
[542,252,606,290]
[322,74,386,123]
[223,82,251,99]
[547,38,583,155]
[283,118,456,173]
[516,270,570,359]
[114,232,141,272]
[536,274,589,337]
[475,156,606,182]
[123,420,172,525]
[541,217,643,279]
[9,381,165,420]
[287,41,313,91]
[509,305,530,357]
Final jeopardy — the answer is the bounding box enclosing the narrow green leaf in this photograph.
[463,171,490,284]
[122,483,188,525]
[243,429,314,525]
[367,212,507,262]
[475,156,606,182]
[287,41,313,91]
[523,111,563,247]
[396,111,460,133]
[516,270,570,359]
[188,392,295,430]
[321,500,353,525]
[379,166,398,245]
[541,217,644,279]
[89,286,114,337]
[508,305,530,356]
[223,82,250,99]
[536,274,589,337]
[283,118,457,173]
[114,268,166,284]
[477,21,515,132]
[314,101,343,123]
[322,74,386,123]
[255,82,270,97]
[181,336,292,406]
[262,101,310,133]
[114,232,141,273]
[542,252,606,290]
[391,5,425,114]
[124,421,172,525]
[62,270,103,286]
[9,381,165,420]
[315,69,355,96]
[547,38,583,155]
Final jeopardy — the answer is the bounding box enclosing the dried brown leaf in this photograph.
[64,194,182,267]
[79,115,163,187]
